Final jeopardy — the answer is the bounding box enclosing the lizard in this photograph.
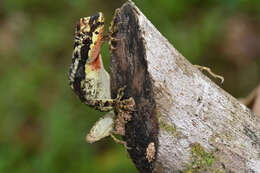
[68,12,134,145]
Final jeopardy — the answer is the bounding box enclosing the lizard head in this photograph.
[69,12,105,101]
[74,12,105,63]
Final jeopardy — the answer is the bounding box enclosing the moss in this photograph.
[183,143,224,173]
[158,118,179,137]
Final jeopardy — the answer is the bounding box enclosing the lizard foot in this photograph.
[115,86,135,112]
[194,65,224,84]
[107,19,125,50]
[109,36,120,50]
[101,33,120,50]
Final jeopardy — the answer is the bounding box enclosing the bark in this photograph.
[110,1,260,172]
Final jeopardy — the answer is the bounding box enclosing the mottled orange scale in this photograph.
[90,54,101,71]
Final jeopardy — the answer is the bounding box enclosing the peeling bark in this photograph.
[110,1,260,172]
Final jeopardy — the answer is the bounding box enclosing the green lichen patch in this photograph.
[158,118,179,137]
[183,142,223,173]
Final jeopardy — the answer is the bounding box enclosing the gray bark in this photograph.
[110,1,260,172]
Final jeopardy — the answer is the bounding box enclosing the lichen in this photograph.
[183,143,224,173]
[158,118,179,137]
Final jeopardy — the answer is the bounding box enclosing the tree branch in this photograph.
[110,1,260,172]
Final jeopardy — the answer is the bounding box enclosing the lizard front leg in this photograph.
[101,19,123,50]
[84,99,114,112]
[84,85,134,112]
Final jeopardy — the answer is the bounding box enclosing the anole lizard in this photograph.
[68,12,133,145]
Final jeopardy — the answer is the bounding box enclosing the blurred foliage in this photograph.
[0,0,259,172]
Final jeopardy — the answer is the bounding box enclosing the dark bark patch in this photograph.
[110,2,158,173]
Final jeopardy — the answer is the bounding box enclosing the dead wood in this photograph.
[110,1,260,172]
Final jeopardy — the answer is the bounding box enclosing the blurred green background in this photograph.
[0,0,259,172]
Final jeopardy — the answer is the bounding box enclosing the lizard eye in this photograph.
[95,31,99,35]
[83,39,89,44]
[82,37,91,46]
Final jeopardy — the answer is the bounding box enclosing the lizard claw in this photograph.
[116,86,127,101]
[109,36,120,51]
[120,97,136,111]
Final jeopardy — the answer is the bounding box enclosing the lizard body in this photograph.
[69,12,113,111]
[68,12,133,144]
